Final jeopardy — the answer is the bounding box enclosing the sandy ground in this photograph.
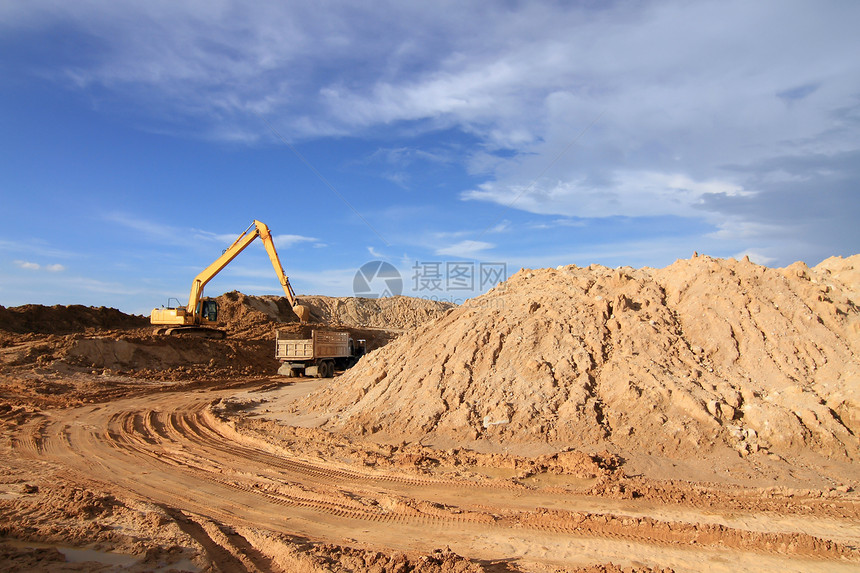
[1,259,859,572]
[1,373,858,572]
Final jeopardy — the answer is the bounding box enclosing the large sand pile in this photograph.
[296,255,860,466]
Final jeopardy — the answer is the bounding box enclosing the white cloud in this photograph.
[706,219,786,241]
[367,246,386,259]
[733,250,777,266]
[106,213,318,250]
[12,260,65,272]
[528,218,587,230]
[462,171,747,219]
[435,240,494,258]
[273,234,318,248]
[15,260,41,270]
[194,229,243,244]
[486,220,511,234]
[432,229,472,240]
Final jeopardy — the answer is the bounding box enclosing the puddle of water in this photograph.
[59,546,139,566]
[2,540,200,572]
[2,539,137,566]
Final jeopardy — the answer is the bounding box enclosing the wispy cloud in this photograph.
[528,218,587,230]
[106,213,319,250]
[486,219,511,233]
[195,228,320,249]
[14,260,66,272]
[367,246,386,259]
[733,250,777,266]
[462,171,747,219]
[435,240,494,258]
[193,229,243,244]
[105,212,187,245]
[366,146,452,167]
[273,234,319,248]
[0,239,79,259]
[14,260,41,271]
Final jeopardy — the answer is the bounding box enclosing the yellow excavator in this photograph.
[150,220,310,338]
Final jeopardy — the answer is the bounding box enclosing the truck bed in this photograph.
[276,329,350,361]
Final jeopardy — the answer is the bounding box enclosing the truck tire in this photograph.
[316,361,329,378]
[322,360,335,378]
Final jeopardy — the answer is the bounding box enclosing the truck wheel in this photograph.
[316,362,329,378]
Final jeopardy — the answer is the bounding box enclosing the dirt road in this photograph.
[7,377,859,572]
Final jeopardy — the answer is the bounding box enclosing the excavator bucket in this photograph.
[293,304,310,323]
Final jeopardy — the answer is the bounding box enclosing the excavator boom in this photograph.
[151,220,309,336]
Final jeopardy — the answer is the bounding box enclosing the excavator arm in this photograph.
[151,220,309,335]
[186,220,303,313]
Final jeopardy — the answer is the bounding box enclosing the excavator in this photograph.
[150,220,310,338]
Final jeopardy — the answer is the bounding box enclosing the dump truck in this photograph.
[151,220,309,338]
[276,329,366,378]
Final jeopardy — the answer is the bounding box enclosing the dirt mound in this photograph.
[0,304,148,335]
[299,295,455,330]
[296,255,860,467]
[213,292,454,338]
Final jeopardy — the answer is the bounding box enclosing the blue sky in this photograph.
[1,1,858,314]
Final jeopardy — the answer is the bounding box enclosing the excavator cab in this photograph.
[199,299,218,323]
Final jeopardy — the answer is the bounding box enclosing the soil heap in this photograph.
[296,255,860,467]
[215,292,455,336]
[0,304,148,335]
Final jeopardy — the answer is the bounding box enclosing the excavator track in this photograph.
[163,326,227,339]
